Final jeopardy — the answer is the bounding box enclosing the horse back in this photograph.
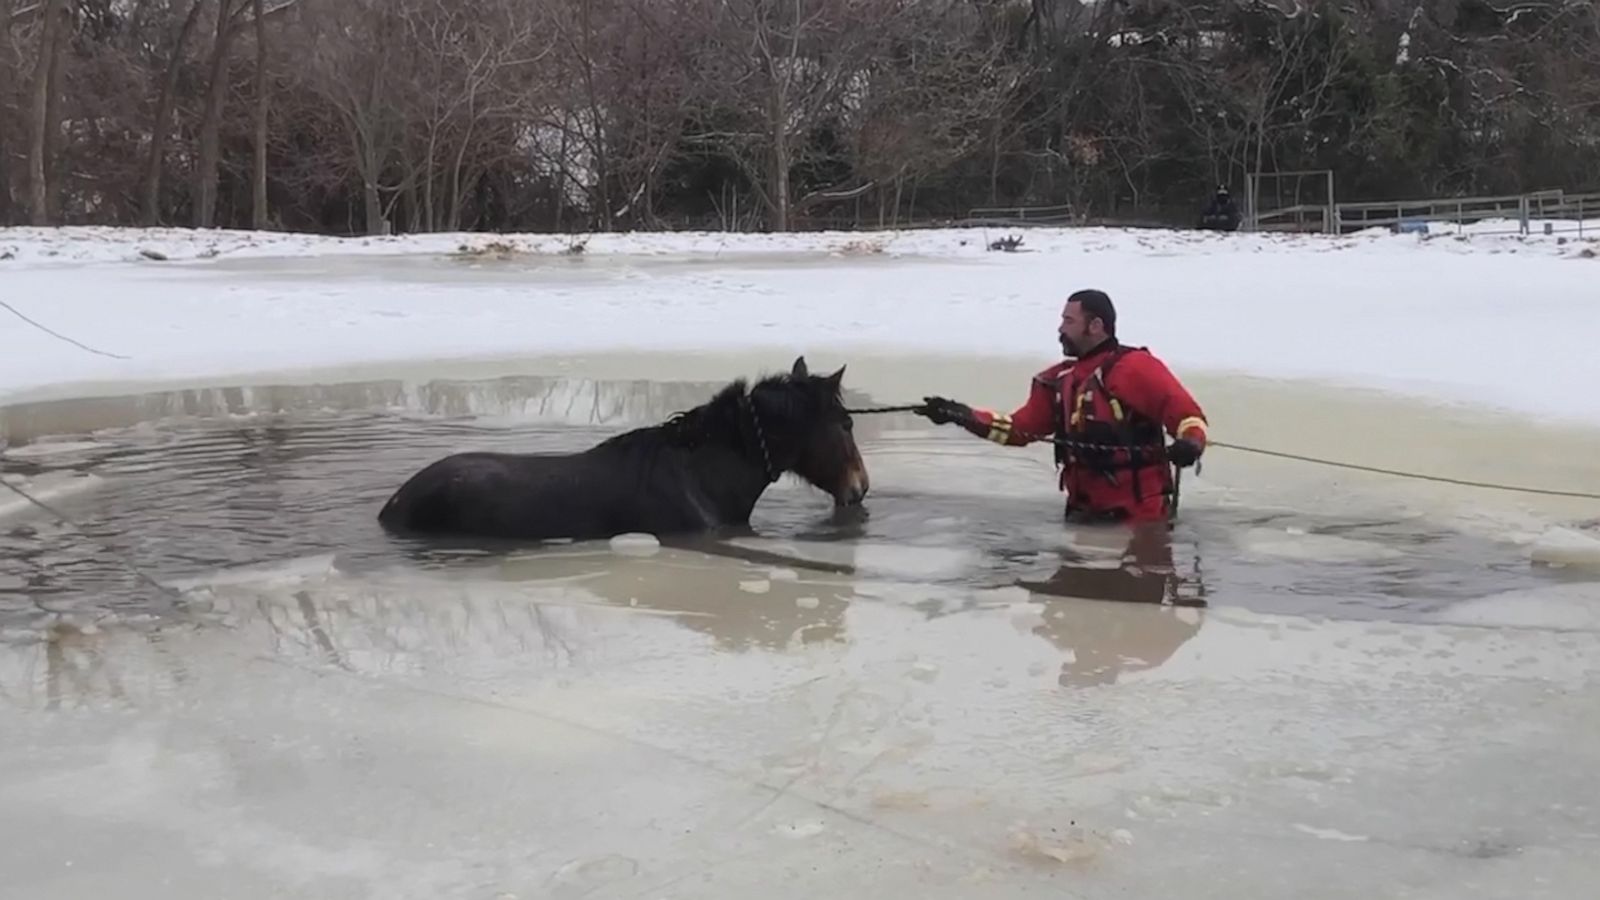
[377,447,697,541]
[378,450,601,537]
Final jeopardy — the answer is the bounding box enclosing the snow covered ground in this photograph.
[2,219,1597,267]
[2,223,1598,426]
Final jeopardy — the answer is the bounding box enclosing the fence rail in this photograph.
[966,203,1075,220]
[965,189,1597,237]
[1249,183,1598,237]
[1252,202,1333,233]
[687,190,1598,237]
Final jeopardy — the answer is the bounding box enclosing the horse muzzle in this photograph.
[835,467,870,506]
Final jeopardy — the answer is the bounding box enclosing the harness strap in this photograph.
[738,392,779,484]
[1088,361,1145,503]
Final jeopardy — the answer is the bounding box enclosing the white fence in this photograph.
[1253,187,1600,237]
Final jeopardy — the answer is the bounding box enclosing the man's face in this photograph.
[1059,301,1094,357]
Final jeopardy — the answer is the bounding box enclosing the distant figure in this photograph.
[1199,185,1240,232]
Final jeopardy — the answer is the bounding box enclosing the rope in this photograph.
[1206,441,1600,499]
[0,474,182,600]
[845,404,1600,501]
[0,298,130,359]
[845,404,924,415]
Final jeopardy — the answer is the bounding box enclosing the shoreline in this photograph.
[4,226,1598,427]
[4,220,1598,264]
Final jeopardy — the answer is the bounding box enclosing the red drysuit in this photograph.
[966,341,1208,524]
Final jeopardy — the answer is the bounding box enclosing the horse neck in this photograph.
[683,442,775,524]
[680,394,785,522]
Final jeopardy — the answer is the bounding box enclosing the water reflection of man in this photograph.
[1017,533,1205,686]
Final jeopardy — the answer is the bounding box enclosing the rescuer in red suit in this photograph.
[915,289,1208,526]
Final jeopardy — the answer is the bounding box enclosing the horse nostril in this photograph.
[850,470,870,503]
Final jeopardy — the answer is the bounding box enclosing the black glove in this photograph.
[1167,437,1203,468]
[915,396,975,427]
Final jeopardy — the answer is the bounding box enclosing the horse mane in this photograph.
[591,373,792,456]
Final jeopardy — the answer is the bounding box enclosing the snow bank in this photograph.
[1,221,1597,267]
[1,224,1598,427]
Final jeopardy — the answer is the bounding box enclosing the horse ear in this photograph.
[827,365,846,388]
[791,356,809,377]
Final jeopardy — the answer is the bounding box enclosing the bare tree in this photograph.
[0,0,1593,234]
[546,0,616,228]
[251,0,268,228]
[141,0,204,225]
[540,0,703,229]
[291,0,413,233]
[24,0,66,225]
[193,0,251,228]
[842,1,1022,224]
[1220,8,1353,195]
[396,0,549,232]
[0,0,18,223]
[691,0,906,231]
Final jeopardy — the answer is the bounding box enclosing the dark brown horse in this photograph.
[376,357,869,542]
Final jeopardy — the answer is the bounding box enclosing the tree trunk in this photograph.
[251,0,269,230]
[356,127,385,236]
[0,0,12,225]
[586,112,611,231]
[142,0,205,226]
[356,27,390,237]
[989,118,1002,206]
[363,176,383,234]
[422,134,438,231]
[452,165,485,232]
[447,119,477,231]
[553,124,568,231]
[27,0,65,226]
[195,0,243,229]
[577,0,611,230]
[400,176,419,233]
[41,0,67,224]
[769,87,790,232]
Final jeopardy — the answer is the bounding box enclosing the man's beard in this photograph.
[1059,334,1079,358]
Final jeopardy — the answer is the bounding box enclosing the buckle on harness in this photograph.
[1065,504,1128,525]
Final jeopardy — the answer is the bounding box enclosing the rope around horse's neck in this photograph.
[740,392,779,483]
[844,404,1600,501]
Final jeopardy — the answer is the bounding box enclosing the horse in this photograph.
[376,356,870,543]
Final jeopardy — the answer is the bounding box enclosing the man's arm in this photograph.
[967,378,1058,446]
[918,376,1059,447]
[1115,352,1208,450]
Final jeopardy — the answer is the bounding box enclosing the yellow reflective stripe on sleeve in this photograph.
[986,413,1013,444]
[1177,416,1208,437]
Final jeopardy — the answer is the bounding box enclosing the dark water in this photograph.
[1,371,1587,633]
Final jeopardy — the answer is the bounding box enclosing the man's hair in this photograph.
[1068,289,1116,337]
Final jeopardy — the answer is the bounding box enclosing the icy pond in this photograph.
[2,244,1599,898]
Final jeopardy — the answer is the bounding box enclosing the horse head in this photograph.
[747,356,869,507]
